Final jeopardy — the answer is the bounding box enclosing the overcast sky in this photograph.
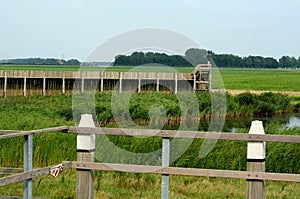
[1,0,299,61]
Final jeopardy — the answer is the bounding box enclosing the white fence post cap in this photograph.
[78,114,95,127]
[247,120,266,160]
[77,114,95,150]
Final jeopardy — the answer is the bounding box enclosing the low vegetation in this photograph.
[0,92,299,198]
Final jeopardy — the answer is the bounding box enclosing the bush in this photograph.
[235,92,256,105]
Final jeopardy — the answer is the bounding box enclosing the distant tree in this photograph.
[291,56,298,68]
[0,58,80,65]
[212,53,243,67]
[279,56,290,68]
[113,52,192,67]
[114,55,128,66]
[184,48,208,66]
[66,59,80,65]
[279,56,298,68]
[264,57,279,68]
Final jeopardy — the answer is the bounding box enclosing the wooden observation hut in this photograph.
[192,57,212,91]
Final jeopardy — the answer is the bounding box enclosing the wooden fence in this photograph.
[0,115,300,199]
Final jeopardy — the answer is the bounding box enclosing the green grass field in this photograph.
[219,68,300,91]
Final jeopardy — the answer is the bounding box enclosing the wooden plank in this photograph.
[68,127,300,143]
[0,167,49,187]
[0,196,49,199]
[0,126,69,140]
[0,167,23,175]
[0,162,72,187]
[0,70,193,80]
[70,161,300,182]
[0,130,23,134]
[1,126,299,144]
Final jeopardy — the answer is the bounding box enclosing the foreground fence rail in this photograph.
[0,115,299,199]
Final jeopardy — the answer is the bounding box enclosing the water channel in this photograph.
[223,113,300,133]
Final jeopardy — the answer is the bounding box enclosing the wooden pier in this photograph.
[0,65,212,96]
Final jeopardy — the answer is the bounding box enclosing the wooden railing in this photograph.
[0,115,299,199]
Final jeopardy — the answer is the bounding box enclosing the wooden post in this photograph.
[42,76,46,96]
[161,137,170,199]
[62,71,65,94]
[138,78,141,93]
[174,73,178,94]
[23,76,27,96]
[193,73,196,92]
[4,71,7,98]
[100,72,104,92]
[247,121,265,199]
[156,73,159,92]
[119,72,123,93]
[23,134,33,199]
[81,72,84,93]
[208,64,212,91]
[76,114,95,199]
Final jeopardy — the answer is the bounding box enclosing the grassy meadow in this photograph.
[219,68,300,91]
[0,92,299,198]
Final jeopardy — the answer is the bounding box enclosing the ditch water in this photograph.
[223,113,300,133]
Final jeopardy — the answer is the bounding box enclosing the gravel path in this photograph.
[226,90,300,96]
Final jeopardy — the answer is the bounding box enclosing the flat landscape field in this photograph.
[219,68,300,92]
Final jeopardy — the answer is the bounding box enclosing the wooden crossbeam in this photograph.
[0,162,72,187]
[0,126,69,140]
[68,127,300,143]
[70,161,300,182]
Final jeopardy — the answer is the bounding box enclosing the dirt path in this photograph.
[226,89,300,96]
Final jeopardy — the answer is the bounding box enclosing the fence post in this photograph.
[193,73,196,92]
[23,134,33,199]
[62,71,65,94]
[100,72,104,92]
[23,76,27,96]
[81,72,85,93]
[247,120,265,199]
[161,137,170,199]
[4,71,7,98]
[174,73,178,94]
[156,73,159,92]
[76,114,95,199]
[138,76,141,93]
[119,72,123,93]
[42,76,46,96]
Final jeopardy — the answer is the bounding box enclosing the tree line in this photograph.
[114,52,193,67]
[114,48,300,69]
[1,50,299,68]
[0,58,81,65]
[210,52,300,69]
